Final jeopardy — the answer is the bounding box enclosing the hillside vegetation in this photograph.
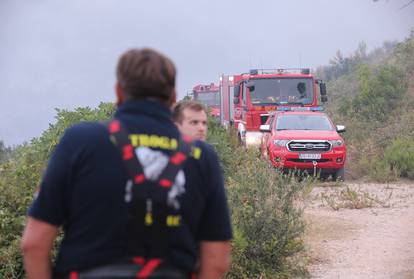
[316,32,414,181]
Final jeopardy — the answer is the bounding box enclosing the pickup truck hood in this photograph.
[274,130,341,141]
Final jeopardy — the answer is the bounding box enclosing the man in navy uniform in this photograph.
[21,48,232,279]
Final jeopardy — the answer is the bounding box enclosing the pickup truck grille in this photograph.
[288,158,331,163]
[287,141,331,152]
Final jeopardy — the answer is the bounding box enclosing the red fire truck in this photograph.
[192,83,220,117]
[220,68,328,146]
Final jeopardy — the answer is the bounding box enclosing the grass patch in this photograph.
[321,186,393,210]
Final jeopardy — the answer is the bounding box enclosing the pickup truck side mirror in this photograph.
[260,124,271,132]
[336,125,346,133]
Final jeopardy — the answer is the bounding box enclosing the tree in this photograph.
[373,0,414,9]
[351,65,406,121]
[0,140,11,162]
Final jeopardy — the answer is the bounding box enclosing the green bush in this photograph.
[370,158,400,183]
[0,143,46,278]
[0,103,115,279]
[381,137,414,179]
[226,159,306,278]
[208,123,308,278]
[342,64,407,122]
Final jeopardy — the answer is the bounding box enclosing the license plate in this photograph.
[299,153,321,159]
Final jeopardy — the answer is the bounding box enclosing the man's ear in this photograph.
[115,82,125,107]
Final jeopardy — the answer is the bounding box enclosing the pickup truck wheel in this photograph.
[333,167,345,181]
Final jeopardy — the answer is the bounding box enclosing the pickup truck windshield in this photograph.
[249,78,313,105]
[276,114,333,131]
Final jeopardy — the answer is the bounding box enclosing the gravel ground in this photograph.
[304,181,414,279]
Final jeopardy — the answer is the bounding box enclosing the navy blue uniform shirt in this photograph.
[28,99,232,274]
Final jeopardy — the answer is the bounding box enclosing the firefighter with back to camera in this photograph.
[21,48,232,279]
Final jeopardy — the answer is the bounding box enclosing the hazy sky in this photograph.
[1,0,413,146]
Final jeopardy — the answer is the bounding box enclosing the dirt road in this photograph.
[304,181,414,279]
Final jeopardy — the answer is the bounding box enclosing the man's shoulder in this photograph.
[61,121,109,146]
[67,121,107,132]
[190,140,219,165]
[196,139,217,151]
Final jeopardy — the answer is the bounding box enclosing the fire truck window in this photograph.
[195,91,220,107]
[242,83,246,105]
[249,78,313,105]
[297,82,307,98]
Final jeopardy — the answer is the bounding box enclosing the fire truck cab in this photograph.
[192,83,220,117]
[220,68,328,146]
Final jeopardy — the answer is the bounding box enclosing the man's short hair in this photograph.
[172,100,207,123]
[116,48,176,101]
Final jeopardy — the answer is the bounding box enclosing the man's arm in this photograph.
[198,241,231,279]
[196,144,233,278]
[21,217,59,279]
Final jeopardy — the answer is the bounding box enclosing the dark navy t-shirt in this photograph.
[28,100,232,274]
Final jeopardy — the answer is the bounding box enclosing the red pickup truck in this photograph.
[260,107,346,181]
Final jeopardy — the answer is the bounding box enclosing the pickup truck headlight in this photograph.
[328,139,343,147]
[273,139,289,147]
